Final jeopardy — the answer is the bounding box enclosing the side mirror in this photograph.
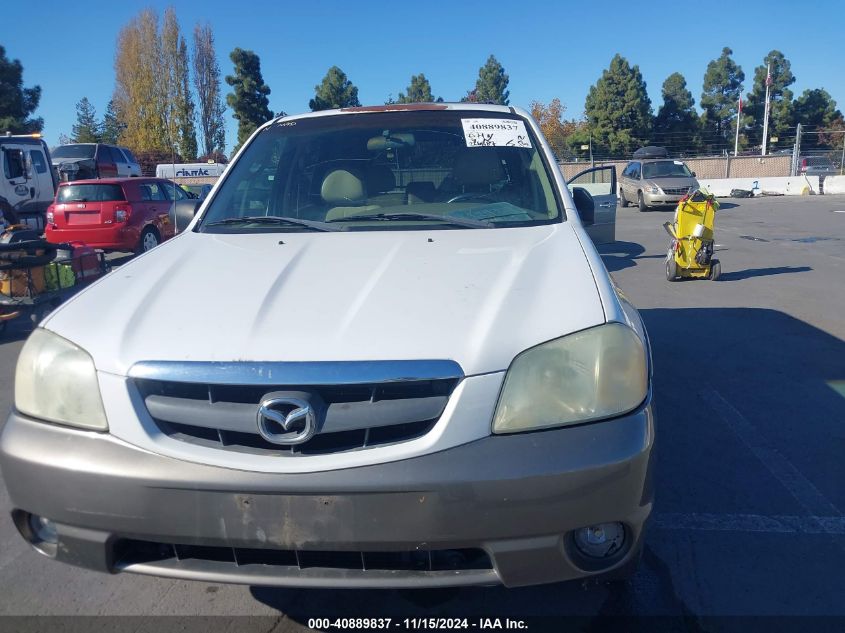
[571,187,595,226]
[171,199,202,232]
[691,171,697,177]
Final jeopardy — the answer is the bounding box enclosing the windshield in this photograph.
[52,144,96,160]
[58,183,125,203]
[642,160,693,179]
[198,111,561,232]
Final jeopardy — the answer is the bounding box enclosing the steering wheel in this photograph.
[446,192,496,204]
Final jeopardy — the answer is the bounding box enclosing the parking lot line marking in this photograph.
[653,512,845,536]
[700,389,842,519]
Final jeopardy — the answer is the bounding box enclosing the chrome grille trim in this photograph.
[128,360,464,385]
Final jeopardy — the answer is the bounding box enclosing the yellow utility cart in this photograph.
[663,189,721,281]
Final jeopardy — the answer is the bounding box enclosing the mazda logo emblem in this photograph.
[256,396,317,446]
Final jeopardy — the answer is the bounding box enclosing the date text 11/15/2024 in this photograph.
[306,618,529,630]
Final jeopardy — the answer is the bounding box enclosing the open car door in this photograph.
[567,166,616,244]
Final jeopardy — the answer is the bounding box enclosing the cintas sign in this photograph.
[155,163,227,179]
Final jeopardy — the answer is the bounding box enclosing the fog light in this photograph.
[573,522,625,559]
[28,514,58,545]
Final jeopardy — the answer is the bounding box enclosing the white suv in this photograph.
[1,104,653,589]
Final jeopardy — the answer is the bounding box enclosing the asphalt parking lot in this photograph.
[0,195,843,629]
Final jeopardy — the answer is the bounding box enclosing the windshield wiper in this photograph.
[326,212,491,229]
[203,216,339,231]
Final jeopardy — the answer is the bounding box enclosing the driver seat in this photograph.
[448,148,505,198]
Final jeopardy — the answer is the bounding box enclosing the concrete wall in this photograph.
[822,175,845,194]
[559,154,793,182]
[697,176,819,197]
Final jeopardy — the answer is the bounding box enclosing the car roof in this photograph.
[635,157,685,163]
[265,102,516,128]
[58,177,161,185]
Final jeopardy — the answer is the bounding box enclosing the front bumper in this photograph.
[643,192,684,207]
[0,403,654,588]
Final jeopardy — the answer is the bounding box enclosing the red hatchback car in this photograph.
[45,178,185,253]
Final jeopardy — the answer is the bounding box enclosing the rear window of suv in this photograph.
[52,145,96,160]
[58,183,126,203]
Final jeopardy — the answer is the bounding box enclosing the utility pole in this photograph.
[791,123,802,177]
[761,63,772,156]
[589,132,594,168]
[734,95,742,156]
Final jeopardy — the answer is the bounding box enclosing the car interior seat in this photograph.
[365,164,404,207]
[322,169,380,221]
[448,148,505,200]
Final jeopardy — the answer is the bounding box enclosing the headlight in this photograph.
[645,184,661,194]
[15,328,108,430]
[492,323,647,434]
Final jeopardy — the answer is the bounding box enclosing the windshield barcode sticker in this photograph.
[461,119,532,149]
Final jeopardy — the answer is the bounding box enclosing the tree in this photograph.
[397,74,442,103]
[584,54,652,157]
[70,97,101,143]
[792,88,839,130]
[700,47,744,152]
[653,73,700,154]
[100,99,125,145]
[193,23,226,157]
[459,89,479,103]
[529,99,576,159]
[473,55,509,105]
[113,9,168,151]
[225,48,273,151]
[0,45,43,133]
[743,50,795,149]
[793,88,842,149]
[309,66,360,111]
[162,8,197,160]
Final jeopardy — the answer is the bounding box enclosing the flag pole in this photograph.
[761,62,771,156]
[734,95,742,156]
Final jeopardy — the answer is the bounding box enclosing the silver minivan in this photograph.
[619,158,699,211]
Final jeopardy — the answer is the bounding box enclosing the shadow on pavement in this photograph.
[598,241,664,273]
[718,266,812,281]
[249,307,845,621]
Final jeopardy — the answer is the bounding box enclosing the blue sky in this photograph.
[5,0,844,150]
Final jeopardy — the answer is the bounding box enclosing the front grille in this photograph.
[135,377,458,456]
[116,539,493,573]
[662,187,691,196]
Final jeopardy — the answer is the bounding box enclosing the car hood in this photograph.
[44,225,607,377]
[648,176,698,190]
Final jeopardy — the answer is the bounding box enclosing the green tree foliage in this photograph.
[584,54,652,157]
[793,88,840,129]
[162,9,198,160]
[100,100,125,145]
[70,97,101,143]
[700,47,744,151]
[225,48,273,151]
[474,55,509,105]
[793,88,842,149]
[397,74,442,103]
[653,73,700,154]
[309,66,360,111]
[743,50,795,148]
[193,23,226,156]
[0,45,43,133]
